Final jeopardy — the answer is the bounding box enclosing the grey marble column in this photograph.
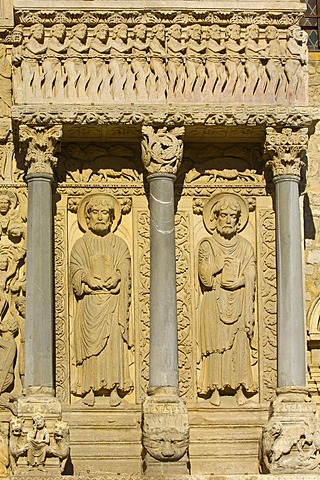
[274,174,306,387]
[20,124,62,396]
[265,127,309,389]
[25,173,54,394]
[148,173,178,389]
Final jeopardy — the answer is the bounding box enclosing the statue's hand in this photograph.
[83,274,103,290]
[221,278,243,291]
[105,274,120,290]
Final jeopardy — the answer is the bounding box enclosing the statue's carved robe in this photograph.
[70,231,133,396]
[198,231,257,394]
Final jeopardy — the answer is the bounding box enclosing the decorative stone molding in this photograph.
[261,387,320,474]
[12,105,319,128]
[15,10,303,29]
[19,125,62,175]
[265,127,308,178]
[142,388,189,473]
[141,126,184,176]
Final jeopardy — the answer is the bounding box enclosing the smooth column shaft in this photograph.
[274,175,306,387]
[148,173,178,388]
[25,173,54,390]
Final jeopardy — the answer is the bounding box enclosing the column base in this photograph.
[142,387,189,475]
[9,391,69,475]
[261,387,320,474]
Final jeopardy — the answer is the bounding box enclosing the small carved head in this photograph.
[0,194,11,215]
[209,24,221,40]
[265,25,278,41]
[187,24,202,41]
[168,24,182,40]
[85,197,115,236]
[10,417,24,436]
[246,24,260,41]
[151,24,165,41]
[32,413,45,429]
[212,198,241,239]
[0,254,8,271]
[113,24,128,40]
[71,23,87,42]
[54,421,69,441]
[12,26,23,46]
[51,23,66,42]
[225,24,241,41]
[30,23,45,42]
[94,24,109,42]
[133,24,147,40]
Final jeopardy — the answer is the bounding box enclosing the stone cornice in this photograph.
[11,105,320,128]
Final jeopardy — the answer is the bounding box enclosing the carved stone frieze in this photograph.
[265,127,309,178]
[19,125,62,176]
[12,21,308,106]
[141,126,184,176]
[12,104,319,128]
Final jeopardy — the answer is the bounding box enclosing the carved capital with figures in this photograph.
[265,127,308,179]
[19,125,62,176]
[141,126,185,176]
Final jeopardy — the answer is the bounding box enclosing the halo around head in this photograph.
[77,193,121,233]
[0,189,18,209]
[203,192,249,234]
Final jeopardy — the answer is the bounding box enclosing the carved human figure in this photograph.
[87,24,112,102]
[0,45,12,117]
[149,24,167,101]
[109,24,132,102]
[131,24,150,101]
[27,414,49,470]
[65,23,89,101]
[22,23,47,101]
[0,308,18,397]
[284,26,308,102]
[167,24,186,100]
[198,194,257,406]
[14,296,25,387]
[70,194,133,407]
[42,24,67,101]
[244,24,266,101]
[185,24,206,100]
[203,24,226,100]
[265,25,286,102]
[11,26,24,103]
[0,192,20,238]
[224,24,246,99]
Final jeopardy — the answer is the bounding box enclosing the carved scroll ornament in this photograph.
[265,127,308,178]
[141,126,184,176]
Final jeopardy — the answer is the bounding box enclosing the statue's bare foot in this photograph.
[110,388,121,407]
[235,387,247,406]
[209,389,220,406]
[83,389,95,407]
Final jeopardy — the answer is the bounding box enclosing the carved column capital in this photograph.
[19,125,63,176]
[141,126,185,176]
[265,127,308,179]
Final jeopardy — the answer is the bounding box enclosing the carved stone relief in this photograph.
[0,188,27,415]
[69,193,133,407]
[9,414,69,473]
[12,20,308,106]
[197,192,257,406]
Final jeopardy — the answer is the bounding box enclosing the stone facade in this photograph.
[0,0,319,478]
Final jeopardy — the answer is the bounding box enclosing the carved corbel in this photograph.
[19,125,63,176]
[142,388,189,473]
[264,127,308,179]
[141,126,185,176]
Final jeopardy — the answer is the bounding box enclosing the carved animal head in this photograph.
[10,417,23,436]
[54,421,69,441]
